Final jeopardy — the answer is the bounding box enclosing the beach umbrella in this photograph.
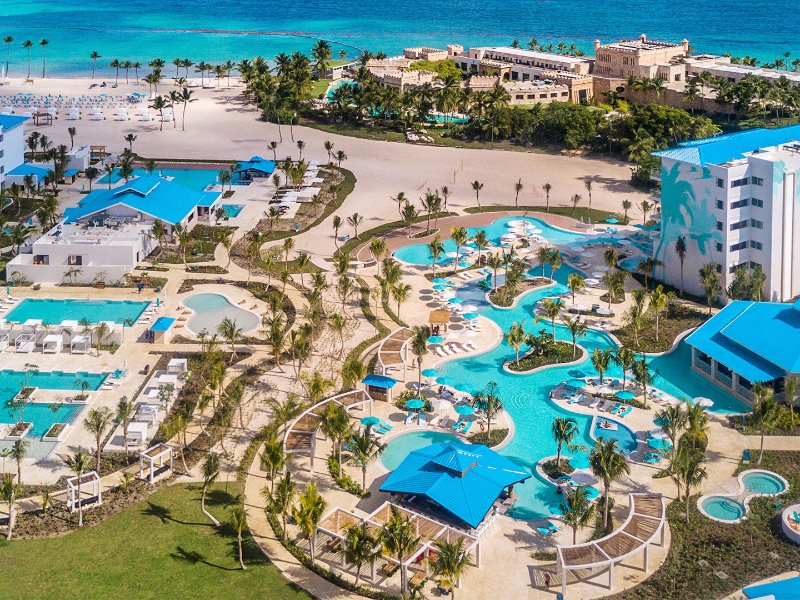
[571,471,598,485]
[695,397,714,408]
[432,278,450,285]
[461,304,478,312]
[431,398,453,417]
[605,218,619,224]
[448,297,464,305]
[454,404,475,416]
[592,271,604,278]
[405,399,425,410]
[596,385,615,395]
[433,284,448,291]
[585,278,600,287]
[567,379,586,389]
[568,303,588,312]
[427,335,444,344]
[615,390,636,401]
[581,251,595,258]
[649,428,667,439]
[361,416,381,427]
[596,307,613,316]
[446,251,459,258]
[421,368,439,378]
[444,331,460,340]
[436,376,455,387]
[462,312,478,320]
[458,261,471,268]
[598,265,610,271]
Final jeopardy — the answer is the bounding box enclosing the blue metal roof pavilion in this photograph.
[379,442,530,528]
[234,156,276,175]
[0,115,29,130]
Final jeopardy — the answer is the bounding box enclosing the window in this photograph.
[731,177,749,188]
[716,221,723,231]
[0,149,4,158]
[515,94,523,100]
[730,220,748,231]
[716,242,723,252]
[716,200,724,209]
[751,219,764,229]
[560,91,568,96]
[730,241,747,252]
[716,178,724,188]
[674,74,681,81]
[715,264,722,274]
[730,198,749,209]
[751,241,763,250]
[68,255,83,266]
[550,92,558,98]
[750,261,762,269]
[751,198,764,208]
[527,94,535,99]
[751,176,764,186]
[729,262,747,274]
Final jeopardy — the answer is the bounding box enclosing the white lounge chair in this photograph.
[465,340,478,351]
[418,413,427,426]
[439,415,451,429]
[588,397,602,409]
[427,414,439,427]
[598,400,614,412]
[436,347,447,358]
[448,344,461,354]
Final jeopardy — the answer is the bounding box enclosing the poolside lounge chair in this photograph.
[588,397,601,409]
[459,271,472,280]
[536,526,552,537]
[379,419,394,431]
[598,401,613,412]
[448,343,461,354]
[451,417,464,431]
[442,345,454,356]
[465,340,478,351]
[545,521,561,532]
[427,414,439,427]
[436,347,447,357]
[643,453,661,464]
[609,403,622,414]
[405,411,415,425]
[439,415,451,429]
[460,421,474,434]
[618,406,633,418]
[568,394,584,404]
[418,413,427,426]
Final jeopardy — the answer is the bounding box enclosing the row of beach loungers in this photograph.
[434,341,479,357]
[399,411,475,434]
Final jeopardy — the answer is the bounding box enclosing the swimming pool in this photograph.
[744,574,800,600]
[381,430,460,471]
[6,298,150,325]
[432,264,751,520]
[221,204,245,218]
[98,168,219,191]
[183,293,260,335]
[591,418,639,454]
[0,369,108,402]
[701,497,746,521]
[743,471,787,495]
[698,469,789,523]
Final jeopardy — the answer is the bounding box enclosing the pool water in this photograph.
[701,497,746,521]
[6,298,150,325]
[183,293,260,335]
[381,430,460,471]
[0,403,84,437]
[433,263,750,520]
[98,168,219,191]
[743,471,787,495]
[592,419,639,454]
[0,369,108,403]
[222,204,245,218]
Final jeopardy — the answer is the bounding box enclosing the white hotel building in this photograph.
[652,125,800,303]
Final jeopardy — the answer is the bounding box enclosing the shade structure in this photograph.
[454,404,475,416]
[361,416,381,427]
[605,218,619,224]
[379,442,531,528]
[421,368,440,378]
[695,397,714,408]
[615,390,636,401]
[568,303,589,312]
[596,385,615,395]
[585,278,600,286]
[462,312,478,320]
[567,379,586,389]
[431,398,453,411]
[362,374,399,389]
[429,309,451,325]
[433,284,448,291]
[448,297,464,305]
[446,251,459,258]
[569,454,591,470]
[592,271,604,278]
[405,399,425,410]
[432,278,451,285]
[428,335,444,344]
[596,307,613,316]
[461,304,478,312]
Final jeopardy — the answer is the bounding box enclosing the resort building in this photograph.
[0,114,28,190]
[7,175,221,284]
[685,299,799,402]
[449,45,592,76]
[380,69,437,91]
[468,74,594,105]
[592,34,688,95]
[651,125,800,302]
[403,47,449,62]
[684,54,800,86]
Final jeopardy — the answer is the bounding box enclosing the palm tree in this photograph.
[589,438,631,530]
[22,40,33,78]
[560,485,596,544]
[472,381,503,442]
[430,538,472,599]
[3,36,13,78]
[591,348,613,384]
[567,272,585,303]
[535,298,562,338]
[381,505,420,592]
[229,498,248,570]
[563,317,588,358]
[266,471,296,540]
[200,451,221,526]
[427,235,445,277]
[64,448,92,527]
[505,321,527,366]
[84,407,112,473]
[542,182,552,211]
[487,253,503,290]
[535,245,551,279]
[621,199,632,223]
[324,140,334,164]
[343,426,387,489]
[751,382,778,465]
[513,178,523,207]
[319,403,353,478]
[0,473,21,540]
[676,445,707,523]
[623,304,647,348]
[9,440,28,485]
[451,226,469,273]
[161,411,190,474]
[293,482,327,564]
[149,95,172,132]
[343,522,380,586]
[334,150,347,168]
[570,193,582,216]
[260,433,291,493]
[548,249,563,282]
[391,283,412,319]
[89,50,101,78]
[604,245,618,271]
[612,347,637,390]
[682,402,710,450]
[347,212,364,239]
[785,376,797,428]
[650,285,669,342]
[699,263,721,314]
[584,179,593,207]
[552,417,580,469]
[217,316,242,362]
[471,180,484,209]
[115,396,134,458]
[38,39,49,78]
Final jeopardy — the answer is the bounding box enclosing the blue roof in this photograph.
[379,442,530,528]
[654,124,800,166]
[8,164,51,179]
[685,301,791,382]
[150,317,175,331]
[362,374,399,389]
[64,169,79,177]
[0,115,28,130]
[63,175,220,225]
[743,574,800,599]
[234,156,276,174]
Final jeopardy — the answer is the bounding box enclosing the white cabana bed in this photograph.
[15,333,35,353]
[71,334,91,354]
[42,334,63,354]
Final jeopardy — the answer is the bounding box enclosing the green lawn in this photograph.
[0,483,310,600]
[309,79,331,98]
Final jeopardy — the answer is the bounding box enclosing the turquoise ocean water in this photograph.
[1,0,798,77]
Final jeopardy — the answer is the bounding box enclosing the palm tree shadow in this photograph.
[142,502,211,527]
[206,488,238,508]
[169,545,240,571]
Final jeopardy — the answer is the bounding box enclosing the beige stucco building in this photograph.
[449,45,592,76]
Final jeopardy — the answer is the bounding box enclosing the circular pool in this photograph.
[700,497,746,521]
[183,293,260,335]
[380,430,459,471]
[743,471,787,495]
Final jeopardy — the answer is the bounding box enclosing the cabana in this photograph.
[42,334,63,354]
[234,156,276,181]
[66,471,102,513]
[0,333,8,352]
[379,442,531,529]
[362,373,399,403]
[14,333,35,353]
[167,358,188,374]
[126,421,148,448]
[149,317,175,344]
[429,309,451,332]
[70,334,91,354]
[139,443,173,483]
[33,111,53,126]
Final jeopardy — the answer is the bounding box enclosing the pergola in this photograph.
[42,334,63,354]
[139,443,173,483]
[14,333,35,353]
[556,493,666,596]
[70,334,91,354]
[316,502,481,593]
[66,471,102,513]
[377,327,413,381]
[428,309,451,332]
[33,111,53,126]
[283,389,373,474]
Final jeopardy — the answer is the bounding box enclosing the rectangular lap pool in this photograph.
[6,298,151,325]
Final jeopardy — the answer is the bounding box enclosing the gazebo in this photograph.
[362,373,399,403]
[70,334,91,354]
[429,309,451,333]
[66,471,102,513]
[42,334,63,354]
[139,443,173,483]
[234,156,276,181]
[149,317,175,344]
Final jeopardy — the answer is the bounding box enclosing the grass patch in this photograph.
[467,428,508,448]
[488,278,549,307]
[541,458,575,479]
[507,341,574,372]
[610,303,708,354]
[611,451,800,600]
[0,482,310,600]
[463,204,615,223]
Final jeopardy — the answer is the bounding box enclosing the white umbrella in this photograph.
[462,330,478,337]
[596,385,615,395]
[571,471,598,485]
[444,331,460,340]
[432,398,453,410]
[596,307,613,316]
[508,220,531,227]
[598,265,610,271]
[581,251,596,258]
[585,278,600,286]
[592,271,604,278]
[461,305,478,312]
[695,397,714,408]
[446,251,459,258]
[649,428,667,439]
[568,303,588,312]
[617,239,632,245]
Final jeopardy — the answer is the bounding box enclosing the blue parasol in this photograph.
[360,416,381,427]
[405,399,425,410]
[427,335,444,344]
[454,404,475,415]
[421,368,440,377]
[615,390,636,401]
[448,297,464,305]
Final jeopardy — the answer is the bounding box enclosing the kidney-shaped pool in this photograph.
[183,293,260,335]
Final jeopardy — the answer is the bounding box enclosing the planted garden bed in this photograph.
[6,422,33,440]
[42,423,67,441]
